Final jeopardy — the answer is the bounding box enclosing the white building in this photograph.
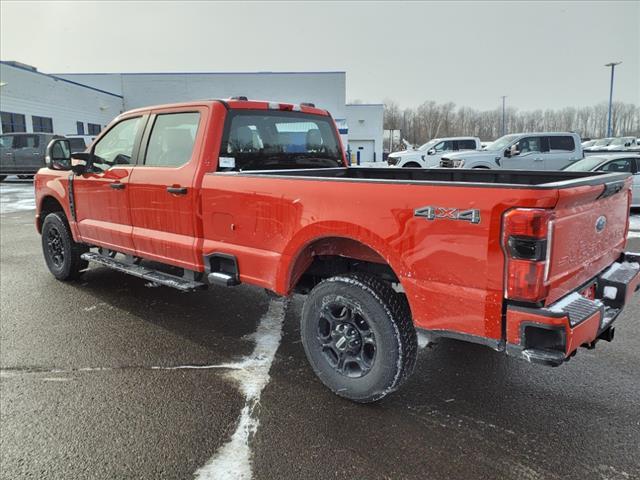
[0,61,384,162]
[346,104,384,163]
[0,61,123,136]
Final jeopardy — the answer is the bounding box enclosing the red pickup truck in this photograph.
[36,98,639,402]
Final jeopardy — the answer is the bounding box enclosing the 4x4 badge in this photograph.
[414,206,481,224]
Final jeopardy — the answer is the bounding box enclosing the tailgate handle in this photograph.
[109,182,125,190]
[598,181,625,200]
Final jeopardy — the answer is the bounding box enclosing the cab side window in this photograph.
[598,159,632,173]
[516,137,542,154]
[92,117,143,169]
[0,135,14,149]
[144,112,200,168]
[434,141,452,152]
[14,135,40,149]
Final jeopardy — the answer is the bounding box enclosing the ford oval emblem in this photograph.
[595,216,607,233]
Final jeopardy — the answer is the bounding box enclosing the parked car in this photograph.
[563,153,640,207]
[387,136,481,168]
[602,137,638,151]
[581,139,597,149]
[0,132,63,181]
[35,99,639,403]
[585,138,614,151]
[65,134,96,153]
[440,132,583,170]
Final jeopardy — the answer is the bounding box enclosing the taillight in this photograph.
[502,208,554,302]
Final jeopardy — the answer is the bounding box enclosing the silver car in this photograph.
[563,153,640,208]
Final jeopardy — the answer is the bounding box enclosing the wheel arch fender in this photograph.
[276,221,409,295]
[36,180,73,235]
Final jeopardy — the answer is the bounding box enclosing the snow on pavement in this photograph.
[0,181,36,214]
[194,297,288,480]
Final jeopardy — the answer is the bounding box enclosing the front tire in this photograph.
[301,273,417,403]
[402,162,421,168]
[41,212,88,280]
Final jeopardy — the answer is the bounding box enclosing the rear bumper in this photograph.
[505,252,640,366]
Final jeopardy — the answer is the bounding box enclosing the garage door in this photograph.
[349,140,375,163]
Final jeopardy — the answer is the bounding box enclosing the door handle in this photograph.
[167,186,187,195]
[110,182,125,190]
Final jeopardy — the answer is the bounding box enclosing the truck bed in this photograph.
[226,167,629,188]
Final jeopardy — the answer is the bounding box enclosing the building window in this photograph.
[1,112,26,133]
[88,123,101,135]
[76,121,85,135]
[32,116,53,133]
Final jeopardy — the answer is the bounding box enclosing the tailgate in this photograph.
[545,177,632,305]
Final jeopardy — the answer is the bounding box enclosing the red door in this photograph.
[73,115,146,253]
[127,107,207,270]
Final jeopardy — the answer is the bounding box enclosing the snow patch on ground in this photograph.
[629,214,640,232]
[194,297,288,480]
[0,182,36,214]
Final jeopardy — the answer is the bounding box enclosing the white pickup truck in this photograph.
[387,136,481,168]
[440,132,584,170]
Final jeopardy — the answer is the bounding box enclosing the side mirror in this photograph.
[504,148,511,158]
[46,139,94,174]
[46,139,72,170]
[427,148,436,155]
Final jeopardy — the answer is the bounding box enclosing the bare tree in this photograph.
[383,99,639,147]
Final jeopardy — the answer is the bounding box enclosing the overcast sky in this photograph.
[1,1,638,111]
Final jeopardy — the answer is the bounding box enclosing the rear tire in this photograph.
[0,175,6,182]
[301,273,417,403]
[41,212,88,280]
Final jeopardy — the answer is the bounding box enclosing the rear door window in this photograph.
[13,135,40,149]
[144,112,200,168]
[456,139,477,150]
[68,138,87,152]
[549,136,575,152]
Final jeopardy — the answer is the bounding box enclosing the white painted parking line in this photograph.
[195,297,288,480]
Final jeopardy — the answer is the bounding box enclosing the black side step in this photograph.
[81,252,207,292]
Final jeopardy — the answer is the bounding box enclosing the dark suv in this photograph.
[0,133,63,181]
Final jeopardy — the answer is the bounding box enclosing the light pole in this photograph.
[605,61,621,137]
[501,96,507,136]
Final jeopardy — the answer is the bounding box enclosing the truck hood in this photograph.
[443,150,497,160]
[389,149,421,158]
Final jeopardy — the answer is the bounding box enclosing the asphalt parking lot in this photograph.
[1,179,639,480]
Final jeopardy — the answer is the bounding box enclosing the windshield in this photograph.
[608,137,632,146]
[563,156,607,171]
[418,139,439,151]
[593,138,613,146]
[219,110,343,171]
[487,134,520,152]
